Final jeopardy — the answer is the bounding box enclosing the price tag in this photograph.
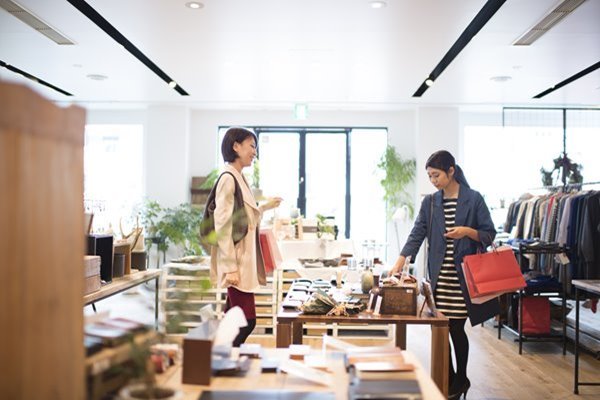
[555,253,570,265]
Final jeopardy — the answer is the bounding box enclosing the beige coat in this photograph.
[210,164,266,292]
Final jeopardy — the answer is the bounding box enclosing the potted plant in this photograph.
[140,200,205,260]
[248,158,263,200]
[540,153,583,187]
[316,214,336,240]
[198,168,220,190]
[117,335,183,400]
[377,145,416,219]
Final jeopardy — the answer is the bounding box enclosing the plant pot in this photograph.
[118,383,183,400]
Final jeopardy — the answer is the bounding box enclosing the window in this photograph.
[566,110,600,183]
[84,124,144,232]
[464,108,600,229]
[217,126,387,240]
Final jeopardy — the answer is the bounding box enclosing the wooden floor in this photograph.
[248,322,600,400]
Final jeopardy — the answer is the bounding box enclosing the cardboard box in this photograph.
[84,275,101,295]
[84,255,101,277]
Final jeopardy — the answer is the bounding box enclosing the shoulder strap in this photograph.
[425,194,433,280]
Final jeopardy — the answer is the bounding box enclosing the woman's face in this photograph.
[427,166,454,190]
[233,136,257,168]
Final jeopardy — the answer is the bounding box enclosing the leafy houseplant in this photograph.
[140,200,204,257]
[199,168,219,190]
[377,145,416,219]
[540,153,583,187]
[316,214,336,239]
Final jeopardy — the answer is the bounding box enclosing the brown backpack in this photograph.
[200,172,248,246]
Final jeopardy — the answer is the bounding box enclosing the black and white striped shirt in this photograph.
[435,198,467,319]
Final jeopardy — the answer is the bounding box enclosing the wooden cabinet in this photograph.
[0,83,86,399]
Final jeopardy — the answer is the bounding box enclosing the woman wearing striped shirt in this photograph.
[391,150,497,400]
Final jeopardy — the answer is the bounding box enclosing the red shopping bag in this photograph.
[520,297,550,335]
[461,246,526,304]
[259,228,282,275]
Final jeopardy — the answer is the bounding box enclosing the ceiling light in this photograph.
[425,78,434,87]
[168,81,177,88]
[369,1,387,9]
[186,2,203,9]
[490,75,512,83]
[86,74,108,81]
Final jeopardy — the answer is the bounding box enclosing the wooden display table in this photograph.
[276,308,449,396]
[572,280,600,394]
[84,269,161,329]
[158,348,445,400]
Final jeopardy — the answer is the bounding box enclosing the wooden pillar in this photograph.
[0,83,86,399]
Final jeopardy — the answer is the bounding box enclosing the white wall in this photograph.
[145,106,190,207]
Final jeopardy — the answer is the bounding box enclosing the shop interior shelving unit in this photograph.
[498,242,569,355]
[161,263,277,336]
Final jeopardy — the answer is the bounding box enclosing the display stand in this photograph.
[498,243,568,355]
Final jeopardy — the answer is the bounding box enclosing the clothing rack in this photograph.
[498,243,569,355]
[528,180,600,191]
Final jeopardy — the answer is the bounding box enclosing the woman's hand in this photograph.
[389,255,406,276]
[225,271,240,286]
[263,197,283,211]
[445,226,479,241]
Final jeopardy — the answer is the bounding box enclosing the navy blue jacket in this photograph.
[401,185,499,325]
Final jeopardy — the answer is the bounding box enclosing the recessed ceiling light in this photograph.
[490,75,512,83]
[425,78,434,87]
[369,1,387,9]
[186,2,203,9]
[168,81,177,88]
[86,74,108,81]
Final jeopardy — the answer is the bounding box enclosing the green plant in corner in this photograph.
[377,145,416,219]
[140,200,204,257]
[199,168,220,190]
[251,158,260,189]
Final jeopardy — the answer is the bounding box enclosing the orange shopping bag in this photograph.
[461,246,526,304]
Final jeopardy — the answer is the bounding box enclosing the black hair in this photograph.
[425,150,470,188]
[221,127,257,163]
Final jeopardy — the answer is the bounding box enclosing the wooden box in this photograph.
[182,320,219,385]
[379,284,418,315]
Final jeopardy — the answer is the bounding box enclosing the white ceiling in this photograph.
[0,0,599,109]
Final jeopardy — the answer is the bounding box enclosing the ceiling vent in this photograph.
[0,0,75,45]
[513,0,587,46]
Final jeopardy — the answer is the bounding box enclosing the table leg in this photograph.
[431,324,450,397]
[277,322,291,348]
[155,276,159,330]
[395,323,407,349]
[292,322,303,344]
[574,287,580,394]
